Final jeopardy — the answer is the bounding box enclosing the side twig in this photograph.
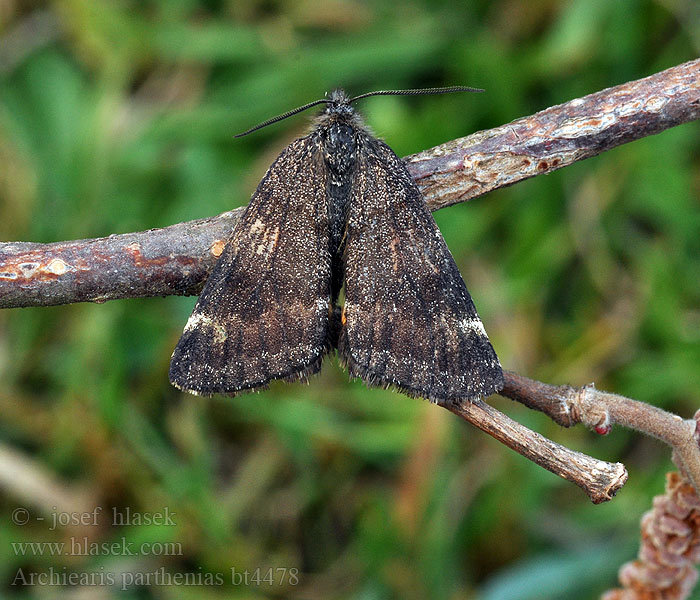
[446,397,628,504]
[501,371,700,495]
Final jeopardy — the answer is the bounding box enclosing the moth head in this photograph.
[324,89,354,119]
[326,88,351,105]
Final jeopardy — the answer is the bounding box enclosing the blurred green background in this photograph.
[1,1,699,598]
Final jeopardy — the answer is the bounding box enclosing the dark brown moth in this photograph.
[169,87,503,404]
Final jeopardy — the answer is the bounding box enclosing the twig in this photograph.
[501,371,700,495]
[445,398,628,504]
[1,59,699,309]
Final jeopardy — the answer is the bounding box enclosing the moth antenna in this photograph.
[349,86,484,103]
[235,98,331,137]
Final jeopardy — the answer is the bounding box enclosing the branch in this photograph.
[1,59,699,309]
[408,57,700,209]
[0,211,243,308]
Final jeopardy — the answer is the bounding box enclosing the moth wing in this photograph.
[339,138,503,404]
[169,137,332,395]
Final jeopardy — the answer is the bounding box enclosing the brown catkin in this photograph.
[602,472,700,600]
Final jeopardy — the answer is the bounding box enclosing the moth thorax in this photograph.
[323,121,357,175]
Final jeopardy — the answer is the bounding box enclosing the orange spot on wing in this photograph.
[211,239,227,257]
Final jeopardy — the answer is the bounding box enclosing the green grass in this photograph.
[1,1,699,598]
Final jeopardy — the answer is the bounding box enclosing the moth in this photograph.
[169,87,503,404]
